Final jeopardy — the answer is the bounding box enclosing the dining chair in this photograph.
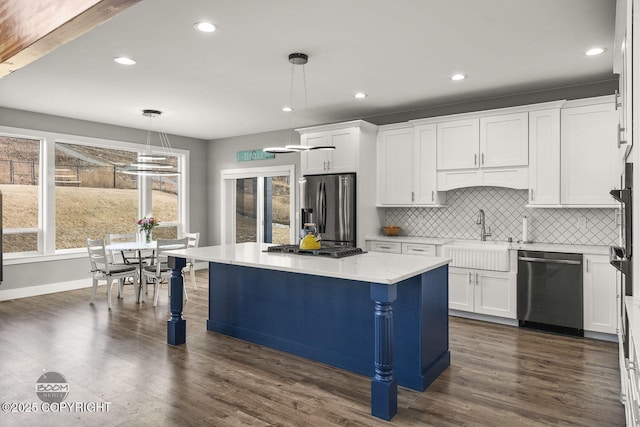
[182,232,200,291]
[87,238,138,309]
[141,237,189,307]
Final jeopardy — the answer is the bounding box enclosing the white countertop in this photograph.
[165,242,450,285]
[365,235,610,256]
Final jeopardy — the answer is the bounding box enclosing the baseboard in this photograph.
[449,310,518,327]
[0,279,91,301]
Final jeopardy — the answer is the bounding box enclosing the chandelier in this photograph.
[263,53,335,154]
[122,109,180,176]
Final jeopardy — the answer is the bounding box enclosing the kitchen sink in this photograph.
[442,242,510,271]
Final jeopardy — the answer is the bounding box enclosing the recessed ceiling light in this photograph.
[354,92,367,99]
[450,73,466,81]
[114,57,136,65]
[194,22,216,33]
[282,106,293,112]
[585,47,606,56]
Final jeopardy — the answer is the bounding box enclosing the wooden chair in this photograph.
[141,237,189,307]
[87,238,137,309]
[182,232,200,291]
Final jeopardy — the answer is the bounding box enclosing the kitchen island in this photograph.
[165,242,450,421]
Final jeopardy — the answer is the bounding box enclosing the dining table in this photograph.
[105,240,156,303]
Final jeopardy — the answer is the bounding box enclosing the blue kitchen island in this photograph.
[165,242,450,421]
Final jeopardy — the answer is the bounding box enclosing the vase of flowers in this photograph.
[137,216,159,243]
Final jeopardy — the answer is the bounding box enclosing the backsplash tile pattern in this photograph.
[385,187,619,246]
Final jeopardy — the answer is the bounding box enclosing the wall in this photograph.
[0,107,209,297]
[385,187,618,245]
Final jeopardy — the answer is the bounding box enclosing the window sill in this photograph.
[4,249,87,265]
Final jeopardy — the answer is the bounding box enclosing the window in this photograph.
[55,142,139,250]
[0,136,40,254]
[0,126,188,258]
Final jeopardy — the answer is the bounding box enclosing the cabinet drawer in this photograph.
[402,243,436,256]
[368,241,402,253]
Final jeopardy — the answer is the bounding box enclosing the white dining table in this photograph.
[105,241,157,303]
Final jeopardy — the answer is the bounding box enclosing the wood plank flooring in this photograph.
[0,271,625,426]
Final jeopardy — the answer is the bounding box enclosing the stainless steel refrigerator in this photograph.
[302,173,356,247]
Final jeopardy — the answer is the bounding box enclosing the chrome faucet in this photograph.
[476,209,492,241]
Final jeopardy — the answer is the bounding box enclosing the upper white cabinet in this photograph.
[560,98,619,206]
[376,124,445,206]
[436,119,479,170]
[300,127,358,174]
[528,108,561,206]
[436,113,528,170]
[480,113,529,168]
[613,0,633,162]
[434,111,529,190]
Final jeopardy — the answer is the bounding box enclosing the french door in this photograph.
[221,165,295,245]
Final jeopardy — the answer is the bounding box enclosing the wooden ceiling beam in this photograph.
[0,0,141,78]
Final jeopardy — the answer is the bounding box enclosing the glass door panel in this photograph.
[235,177,257,243]
[265,175,290,244]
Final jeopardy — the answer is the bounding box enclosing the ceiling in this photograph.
[0,0,617,141]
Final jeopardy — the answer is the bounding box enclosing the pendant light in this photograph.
[122,109,180,176]
[263,53,336,154]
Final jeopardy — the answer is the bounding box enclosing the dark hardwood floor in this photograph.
[0,271,625,426]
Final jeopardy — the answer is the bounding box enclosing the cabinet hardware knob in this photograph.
[481,153,485,165]
[474,153,477,165]
[618,123,628,148]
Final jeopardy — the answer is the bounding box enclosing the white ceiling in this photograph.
[0,0,617,141]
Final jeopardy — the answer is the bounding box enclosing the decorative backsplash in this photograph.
[384,187,619,246]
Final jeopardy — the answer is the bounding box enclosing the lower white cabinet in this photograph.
[583,254,619,334]
[367,240,401,254]
[449,267,517,319]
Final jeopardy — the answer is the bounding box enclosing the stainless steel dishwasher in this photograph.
[517,250,583,336]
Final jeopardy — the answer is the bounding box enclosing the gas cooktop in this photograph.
[266,244,366,258]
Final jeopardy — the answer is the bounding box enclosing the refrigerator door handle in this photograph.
[318,182,327,233]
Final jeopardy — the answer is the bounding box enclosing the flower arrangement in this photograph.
[137,216,159,243]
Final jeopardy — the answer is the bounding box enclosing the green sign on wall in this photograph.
[236,149,275,162]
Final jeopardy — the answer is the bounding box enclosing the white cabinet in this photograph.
[560,99,619,206]
[449,267,517,319]
[435,112,529,190]
[402,243,436,256]
[528,108,561,206]
[300,127,358,174]
[436,113,528,171]
[614,0,633,162]
[376,124,444,206]
[583,254,619,334]
[480,113,529,168]
[367,240,401,254]
[436,119,479,170]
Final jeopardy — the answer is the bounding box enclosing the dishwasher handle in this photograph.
[518,256,581,265]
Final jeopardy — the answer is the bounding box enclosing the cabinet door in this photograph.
[583,255,618,334]
[480,112,529,168]
[368,240,402,253]
[377,128,414,204]
[436,119,479,170]
[474,271,517,319]
[302,133,330,174]
[414,124,439,204]
[328,128,357,173]
[561,103,618,205]
[402,243,436,256]
[449,268,474,312]
[528,109,560,205]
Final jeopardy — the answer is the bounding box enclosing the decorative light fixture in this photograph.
[122,109,180,176]
[263,53,336,154]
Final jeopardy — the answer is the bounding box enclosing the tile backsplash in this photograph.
[384,187,619,246]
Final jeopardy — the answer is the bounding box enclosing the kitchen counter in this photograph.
[165,242,451,421]
[365,235,610,256]
[166,242,450,284]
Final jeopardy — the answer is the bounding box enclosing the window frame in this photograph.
[0,125,189,262]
